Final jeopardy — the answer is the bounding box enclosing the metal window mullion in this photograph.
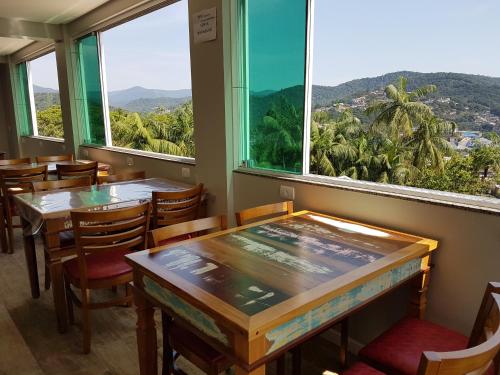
[96,32,113,147]
[302,0,315,175]
[26,61,39,136]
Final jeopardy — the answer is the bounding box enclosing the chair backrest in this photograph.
[71,202,151,286]
[0,157,31,166]
[148,215,227,248]
[0,165,48,197]
[31,176,91,192]
[57,161,98,184]
[151,183,204,229]
[235,201,294,226]
[97,170,146,184]
[36,154,74,163]
[418,283,500,375]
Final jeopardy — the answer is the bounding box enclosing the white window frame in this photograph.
[93,4,196,161]
[229,0,500,213]
[26,51,65,140]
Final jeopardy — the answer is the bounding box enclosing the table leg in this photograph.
[22,218,39,299]
[134,287,158,375]
[49,259,68,333]
[236,365,266,375]
[409,255,431,319]
[339,317,349,369]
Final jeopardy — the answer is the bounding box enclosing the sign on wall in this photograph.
[193,7,217,43]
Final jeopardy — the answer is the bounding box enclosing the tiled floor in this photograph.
[0,231,346,374]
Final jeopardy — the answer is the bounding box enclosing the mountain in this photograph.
[33,85,58,94]
[108,86,192,108]
[312,71,500,108]
[121,96,192,113]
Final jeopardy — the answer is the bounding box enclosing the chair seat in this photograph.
[343,362,385,375]
[63,249,132,281]
[169,322,229,371]
[157,234,191,247]
[359,317,468,375]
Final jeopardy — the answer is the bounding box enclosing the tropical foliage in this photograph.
[254,76,499,197]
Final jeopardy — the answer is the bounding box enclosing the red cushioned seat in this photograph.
[157,234,191,247]
[343,362,385,375]
[63,249,132,281]
[359,317,468,375]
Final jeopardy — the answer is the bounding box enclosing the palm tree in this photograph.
[408,117,455,171]
[366,76,436,139]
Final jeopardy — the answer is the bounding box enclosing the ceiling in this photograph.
[0,0,110,24]
[0,0,110,57]
[0,37,33,55]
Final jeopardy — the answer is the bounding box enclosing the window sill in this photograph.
[23,135,65,143]
[235,168,500,216]
[81,144,196,166]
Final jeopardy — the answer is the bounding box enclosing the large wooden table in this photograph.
[14,178,192,333]
[126,210,438,375]
[0,159,110,174]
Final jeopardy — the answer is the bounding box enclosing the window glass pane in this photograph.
[311,0,500,199]
[16,62,33,136]
[29,52,64,138]
[100,0,194,157]
[76,34,106,145]
[243,0,307,173]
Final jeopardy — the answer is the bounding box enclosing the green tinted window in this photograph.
[76,34,106,145]
[242,0,308,173]
[16,62,34,136]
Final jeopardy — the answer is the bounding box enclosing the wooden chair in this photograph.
[235,201,294,226]
[148,215,232,375]
[31,176,92,289]
[36,154,74,163]
[0,157,31,166]
[148,215,227,247]
[0,165,48,253]
[31,176,92,192]
[97,170,145,184]
[151,183,204,229]
[57,161,98,184]
[63,202,150,353]
[356,282,500,375]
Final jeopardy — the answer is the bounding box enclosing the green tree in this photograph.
[36,105,64,138]
[366,76,436,138]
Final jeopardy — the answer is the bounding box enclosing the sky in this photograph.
[313,0,500,86]
[30,51,60,90]
[29,0,500,91]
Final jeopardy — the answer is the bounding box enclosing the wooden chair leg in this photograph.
[292,346,301,375]
[339,318,349,369]
[82,289,91,354]
[277,355,286,375]
[6,212,14,254]
[65,278,74,325]
[161,312,174,375]
[44,252,51,290]
[112,285,118,293]
[125,283,132,307]
[0,206,8,253]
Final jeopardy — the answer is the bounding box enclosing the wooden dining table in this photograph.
[13,177,193,333]
[0,159,110,174]
[126,210,438,375]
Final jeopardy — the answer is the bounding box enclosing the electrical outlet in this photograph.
[62,144,66,151]
[181,167,190,178]
[126,156,134,166]
[280,185,295,200]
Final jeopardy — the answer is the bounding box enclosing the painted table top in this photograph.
[127,211,438,334]
[14,178,190,230]
[0,160,109,172]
